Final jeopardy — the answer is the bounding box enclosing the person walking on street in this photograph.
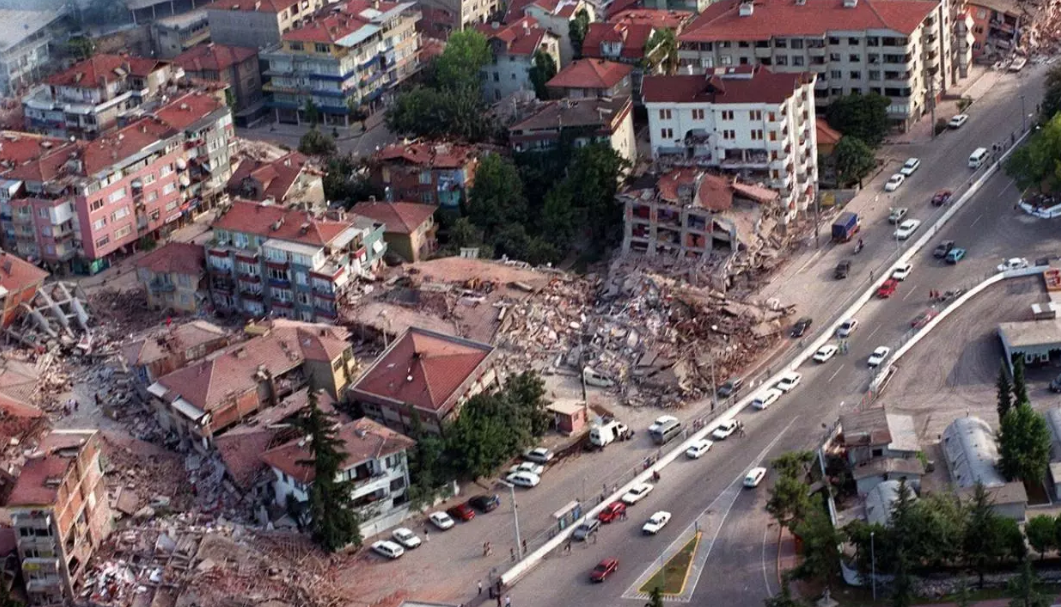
[505,595,511,607]
[521,539,527,554]
[478,581,483,596]
[425,529,429,542]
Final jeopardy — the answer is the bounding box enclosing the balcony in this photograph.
[720,149,769,169]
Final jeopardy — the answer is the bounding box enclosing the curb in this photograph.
[775,525,784,589]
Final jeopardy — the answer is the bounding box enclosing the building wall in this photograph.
[0,16,61,97]
[303,352,356,400]
[207,8,284,48]
[524,4,594,66]
[153,12,211,58]
[481,35,560,102]
[374,163,475,208]
[138,267,203,312]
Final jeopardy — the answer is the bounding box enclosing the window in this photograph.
[113,225,132,239]
[739,57,749,65]
[160,164,174,177]
[750,129,763,140]
[111,206,129,222]
[849,54,859,62]
[829,70,841,79]
[768,112,776,121]
[270,286,293,301]
[237,261,259,275]
[108,188,127,203]
[95,235,109,248]
[850,71,861,79]
[775,55,788,66]
[90,199,104,211]
[720,55,732,66]
[658,109,672,119]
[774,39,787,48]
[92,217,106,230]
[720,41,731,48]
[165,200,178,211]
[315,43,329,53]
[722,130,735,140]
[492,72,499,82]
[769,130,778,141]
[37,207,46,218]
[660,128,673,139]
[792,56,804,66]
[268,267,289,281]
[295,272,308,285]
[289,41,304,51]
[721,110,733,120]
[142,173,156,185]
[691,109,704,120]
[749,110,762,120]
[828,53,841,62]
[163,182,176,195]
[791,39,803,49]
[828,37,840,45]
[419,171,432,185]
[147,191,159,202]
[848,37,859,45]
[296,291,311,305]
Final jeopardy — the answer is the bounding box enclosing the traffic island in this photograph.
[639,532,702,596]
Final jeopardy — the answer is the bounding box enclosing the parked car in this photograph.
[790,317,813,338]
[837,318,859,337]
[573,519,601,541]
[813,344,839,363]
[447,503,476,522]
[717,378,743,398]
[621,482,655,505]
[948,113,969,128]
[743,467,768,488]
[648,415,679,433]
[642,511,672,535]
[884,174,905,192]
[911,309,940,329]
[1010,56,1028,71]
[506,471,541,488]
[372,540,406,559]
[775,371,802,393]
[877,278,899,298]
[932,190,953,206]
[892,263,913,281]
[508,462,545,477]
[1050,373,1061,393]
[752,388,783,410]
[523,447,554,464]
[997,257,1030,272]
[946,248,966,264]
[867,347,891,368]
[712,419,739,440]
[933,240,956,258]
[428,511,455,530]
[899,157,921,176]
[391,528,422,549]
[894,219,922,240]
[598,501,627,523]
[469,494,501,513]
[686,439,713,459]
[590,558,619,582]
[835,259,851,279]
[888,207,909,224]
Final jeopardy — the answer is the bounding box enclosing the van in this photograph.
[649,418,683,445]
[969,147,989,169]
[589,420,631,448]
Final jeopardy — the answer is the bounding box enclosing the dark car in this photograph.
[447,503,476,522]
[933,240,956,258]
[1050,373,1061,393]
[469,494,500,513]
[717,377,744,398]
[590,558,619,582]
[597,501,626,523]
[573,519,601,541]
[931,190,953,206]
[834,259,851,279]
[790,317,813,338]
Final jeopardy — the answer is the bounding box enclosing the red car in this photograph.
[877,278,899,299]
[931,190,953,206]
[447,502,476,522]
[597,501,627,523]
[590,558,619,582]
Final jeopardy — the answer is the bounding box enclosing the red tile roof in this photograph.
[679,0,937,42]
[134,242,205,277]
[226,151,311,203]
[353,328,493,414]
[477,17,551,56]
[582,22,654,60]
[375,141,479,169]
[46,54,169,88]
[283,11,370,43]
[0,132,67,167]
[211,200,355,247]
[350,201,436,235]
[122,320,229,367]
[8,431,97,507]
[547,59,633,90]
[205,0,302,13]
[608,7,692,29]
[81,118,178,176]
[0,251,47,300]
[642,65,808,104]
[173,43,258,73]
[153,91,227,131]
[260,417,415,484]
[816,118,842,145]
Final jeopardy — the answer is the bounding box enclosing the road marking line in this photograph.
[761,524,774,597]
[827,365,844,383]
[867,325,881,339]
[901,284,918,301]
[795,249,826,274]
[971,213,983,227]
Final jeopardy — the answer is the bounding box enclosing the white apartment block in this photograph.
[643,65,818,215]
[676,0,966,131]
[478,17,561,102]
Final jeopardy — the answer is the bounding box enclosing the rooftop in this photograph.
[942,416,1005,489]
[226,151,313,203]
[642,65,810,105]
[816,118,842,145]
[134,241,205,277]
[886,413,919,453]
[477,17,551,56]
[152,91,228,131]
[173,43,258,73]
[840,406,891,446]
[80,118,178,176]
[999,319,1061,349]
[547,59,633,90]
[607,7,692,29]
[0,9,63,54]
[46,54,170,88]
[211,201,357,247]
[0,250,48,301]
[582,21,654,60]
[509,96,632,134]
[851,456,925,481]
[7,430,97,507]
[679,0,938,43]
[375,141,479,169]
[205,0,303,13]
[0,132,67,168]
[282,0,413,44]
[122,320,229,367]
[350,201,436,235]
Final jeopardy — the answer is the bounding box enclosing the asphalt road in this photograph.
[506,65,1053,607]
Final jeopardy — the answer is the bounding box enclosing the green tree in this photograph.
[826,93,892,148]
[322,154,384,205]
[1004,114,1061,192]
[772,451,815,478]
[955,583,974,607]
[385,86,496,142]
[434,30,492,91]
[504,371,551,437]
[569,9,591,59]
[647,28,679,75]
[405,412,449,508]
[909,493,966,568]
[832,136,877,187]
[299,129,337,156]
[1025,515,1056,560]
[763,580,807,607]
[766,474,813,529]
[565,143,628,248]
[1041,63,1061,123]
[297,391,361,551]
[529,50,558,100]
[791,510,842,592]
[998,403,1052,483]
[645,585,665,607]
[540,183,579,249]
[303,99,321,127]
[1012,357,1029,405]
[964,483,1008,587]
[467,154,528,239]
[1008,560,1051,607]
[998,359,1015,420]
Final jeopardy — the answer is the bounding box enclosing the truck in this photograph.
[831,212,860,243]
[589,420,632,448]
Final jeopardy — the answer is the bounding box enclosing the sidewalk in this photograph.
[885,65,1003,146]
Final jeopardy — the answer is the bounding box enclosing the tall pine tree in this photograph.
[1013,357,1030,405]
[297,390,361,552]
[998,359,1014,420]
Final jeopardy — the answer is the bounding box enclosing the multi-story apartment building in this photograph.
[226,151,323,205]
[261,416,416,537]
[262,0,422,126]
[582,8,693,99]
[7,429,112,606]
[135,241,206,313]
[22,54,181,140]
[478,17,561,102]
[966,0,1021,61]
[174,43,266,126]
[206,0,327,48]
[642,65,819,214]
[152,9,211,58]
[206,200,386,321]
[509,96,637,165]
[418,0,500,38]
[0,250,48,329]
[0,8,68,97]
[676,0,960,131]
[370,141,480,208]
[546,58,633,98]
[153,91,236,212]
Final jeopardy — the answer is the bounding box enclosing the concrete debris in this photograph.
[5,281,92,353]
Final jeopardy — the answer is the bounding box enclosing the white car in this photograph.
[775,371,802,393]
[621,482,655,505]
[743,467,767,488]
[391,528,422,549]
[429,511,455,530]
[712,419,739,440]
[997,257,1030,272]
[899,157,921,176]
[893,219,922,240]
[884,173,905,191]
[371,540,405,559]
[867,346,891,368]
[891,263,913,281]
[837,318,859,338]
[813,344,839,363]
[523,447,554,464]
[506,471,541,488]
[648,415,679,433]
[642,511,672,535]
[686,438,713,459]
[752,388,783,410]
[948,113,969,128]
[508,462,545,477]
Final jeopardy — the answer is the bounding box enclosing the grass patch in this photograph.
[639,533,700,595]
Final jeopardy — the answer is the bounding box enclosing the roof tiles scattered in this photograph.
[374,141,479,169]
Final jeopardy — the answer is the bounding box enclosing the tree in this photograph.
[540,183,579,249]
[322,154,383,206]
[1025,515,1056,560]
[434,30,492,91]
[647,28,679,75]
[645,585,665,607]
[826,93,892,148]
[303,99,321,127]
[299,129,337,156]
[791,510,842,592]
[1012,357,1029,405]
[385,85,496,142]
[964,483,1008,587]
[529,50,558,100]
[1008,561,1051,607]
[405,412,449,509]
[772,451,815,478]
[467,154,528,239]
[1004,114,1061,191]
[832,136,877,187]
[569,9,591,59]
[1041,63,1061,123]
[297,391,361,551]
[998,403,1051,483]
[763,580,807,607]
[564,143,628,248]
[998,359,1015,421]
[767,474,813,529]
[908,492,966,568]
[955,583,974,607]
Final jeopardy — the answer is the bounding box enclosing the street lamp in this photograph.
[501,481,524,559]
[870,530,877,600]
